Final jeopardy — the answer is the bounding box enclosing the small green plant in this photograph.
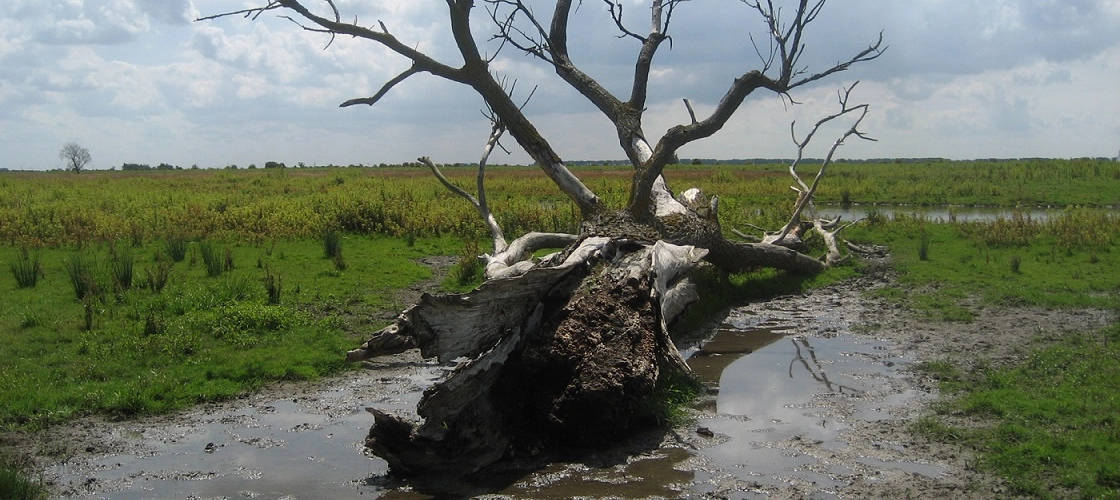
[142,312,165,336]
[129,223,144,247]
[145,259,172,293]
[322,230,347,271]
[108,245,135,292]
[199,242,224,277]
[638,369,704,427]
[263,266,283,305]
[165,236,188,262]
[64,252,99,300]
[8,248,42,289]
[1009,254,1022,274]
[0,452,48,500]
[450,240,484,288]
[322,230,343,260]
[918,230,931,261]
[82,296,95,331]
[17,310,42,330]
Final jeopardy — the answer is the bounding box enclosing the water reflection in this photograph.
[789,337,864,396]
[49,321,922,499]
[688,324,916,493]
[819,204,1117,222]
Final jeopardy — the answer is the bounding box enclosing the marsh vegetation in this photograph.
[1,159,1118,498]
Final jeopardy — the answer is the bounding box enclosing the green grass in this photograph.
[0,453,47,500]
[859,206,1120,499]
[0,235,464,430]
[845,209,1119,320]
[3,159,1115,249]
[2,160,1118,496]
[914,325,1120,499]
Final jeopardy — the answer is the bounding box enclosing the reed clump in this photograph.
[8,248,42,289]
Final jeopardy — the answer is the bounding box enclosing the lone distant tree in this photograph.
[204,0,885,477]
[59,143,92,173]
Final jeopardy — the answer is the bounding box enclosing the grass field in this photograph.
[1,158,1118,498]
[0,235,470,430]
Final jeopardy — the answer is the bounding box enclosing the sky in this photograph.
[1,0,1119,171]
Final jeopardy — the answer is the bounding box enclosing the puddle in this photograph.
[50,365,446,499]
[50,299,929,499]
[685,325,914,494]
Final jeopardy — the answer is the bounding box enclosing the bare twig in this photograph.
[761,82,874,264]
[682,98,698,124]
[340,66,421,107]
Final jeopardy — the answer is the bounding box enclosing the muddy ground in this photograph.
[5,257,1114,499]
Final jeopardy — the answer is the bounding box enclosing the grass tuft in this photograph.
[164,236,188,262]
[448,240,484,289]
[199,242,224,278]
[262,266,282,305]
[8,249,42,289]
[145,258,171,293]
[63,252,99,301]
[918,230,931,261]
[0,453,47,500]
[108,244,134,292]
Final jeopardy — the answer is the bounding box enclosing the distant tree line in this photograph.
[121,162,183,171]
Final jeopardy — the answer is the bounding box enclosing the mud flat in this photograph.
[15,263,1113,499]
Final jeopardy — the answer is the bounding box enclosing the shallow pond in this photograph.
[818,203,1116,222]
[51,295,931,499]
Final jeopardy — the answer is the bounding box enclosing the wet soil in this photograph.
[8,257,1115,499]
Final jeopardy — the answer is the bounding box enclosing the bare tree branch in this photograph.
[419,142,509,256]
[682,98,697,125]
[756,83,874,264]
[340,66,421,107]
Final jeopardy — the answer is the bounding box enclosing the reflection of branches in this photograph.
[788,338,862,395]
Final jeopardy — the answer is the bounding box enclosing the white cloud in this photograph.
[1,0,1118,170]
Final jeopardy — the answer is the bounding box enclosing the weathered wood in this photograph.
[353,238,707,475]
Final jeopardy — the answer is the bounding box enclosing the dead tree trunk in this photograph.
[352,238,704,474]
[202,0,884,477]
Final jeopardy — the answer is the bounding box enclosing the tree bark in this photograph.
[351,237,705,475]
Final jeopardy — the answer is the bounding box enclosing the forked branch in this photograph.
[421,126,579,281]
[418,125,508,254]
[761,82,874,264]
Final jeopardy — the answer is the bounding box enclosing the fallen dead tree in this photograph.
[203,0,884,477]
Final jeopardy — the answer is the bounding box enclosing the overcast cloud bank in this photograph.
[1,0,1118,170]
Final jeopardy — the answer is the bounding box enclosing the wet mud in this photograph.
[17,261,1115,499]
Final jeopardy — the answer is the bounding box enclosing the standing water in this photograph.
[49,289,934,499]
